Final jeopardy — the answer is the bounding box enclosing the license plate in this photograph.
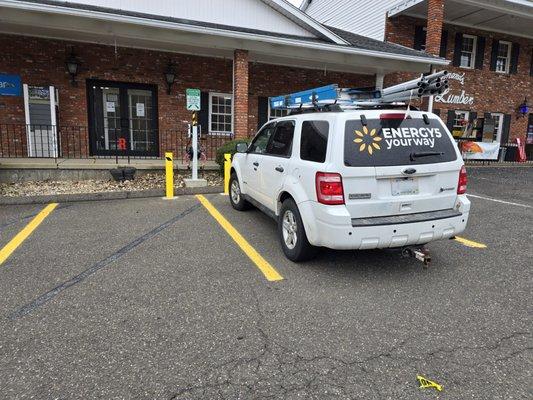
[391,177,419,196]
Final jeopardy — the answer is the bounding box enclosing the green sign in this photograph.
[186,88,201,111]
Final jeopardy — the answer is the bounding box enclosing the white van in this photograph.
[229,109,470,261]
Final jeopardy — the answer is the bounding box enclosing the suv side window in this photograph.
[249,123,275,154]
[300,120,329,163]
[266,120,295,157]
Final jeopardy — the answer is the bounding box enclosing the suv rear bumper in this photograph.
[299,196,470,250]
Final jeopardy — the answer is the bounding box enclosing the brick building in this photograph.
[303,0,533,159]
[0,0,442,161]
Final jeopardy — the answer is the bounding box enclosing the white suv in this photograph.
[229,109,470,261]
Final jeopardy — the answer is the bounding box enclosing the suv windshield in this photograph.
[344,117,457,167]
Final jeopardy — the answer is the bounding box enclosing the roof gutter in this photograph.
[0,0,447,66]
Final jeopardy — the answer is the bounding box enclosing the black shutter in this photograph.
[501,114,511,144]
[483,113,493,141]
[452,32,463,66]
[433,108,441,117]
[490,40,499,71]
[414,26,426,51]
[257,96,269,130]
[469,112,478,138]
[475,36,485,69]
[509,43,520,74]
[439,30,448,58]
[199,92,209,135]
[446,109,455,132]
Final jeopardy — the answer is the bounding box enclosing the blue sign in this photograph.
[0,74,22,96]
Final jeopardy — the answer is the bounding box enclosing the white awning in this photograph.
[388,0,533,39]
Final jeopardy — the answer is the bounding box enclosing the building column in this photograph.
[375,73,384,90]
[426,0,444,56]
[233,49,249,139]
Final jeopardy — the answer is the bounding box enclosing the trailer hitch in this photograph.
[402,245,431,268]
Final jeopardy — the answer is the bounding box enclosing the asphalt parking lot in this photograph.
[0,166,531,399]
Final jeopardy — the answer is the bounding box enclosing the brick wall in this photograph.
[233,49,249,139]
[384,15,533,142]
[0,34,372,155]
[426,0,444,56]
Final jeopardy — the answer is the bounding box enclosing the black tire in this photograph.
[278,198,317,262]
[229,172,250,211]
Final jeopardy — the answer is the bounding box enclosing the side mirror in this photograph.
[236,142,248,153]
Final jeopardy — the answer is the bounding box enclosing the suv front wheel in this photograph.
[278,199,317,262]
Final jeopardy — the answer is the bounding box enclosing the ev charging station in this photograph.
[184,88,207,188]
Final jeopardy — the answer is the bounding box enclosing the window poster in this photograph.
[136,103,145,117]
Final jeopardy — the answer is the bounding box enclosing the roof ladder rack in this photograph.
[269,70,449,112]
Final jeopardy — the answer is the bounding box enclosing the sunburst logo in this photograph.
[354,126,382,155]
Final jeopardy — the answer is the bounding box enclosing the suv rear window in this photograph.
[344,118,457,167]
[266,120,294,157]
[301,121,329,163]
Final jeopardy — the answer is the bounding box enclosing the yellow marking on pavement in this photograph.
[196,195,283,282]
[0,203,58,266]
[454,236,487,248]
[417,375,443,392]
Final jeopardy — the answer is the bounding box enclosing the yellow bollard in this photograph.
[224,153,231,195]
[165,152,174,199]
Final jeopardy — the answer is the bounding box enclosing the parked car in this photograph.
[229,109,470,261]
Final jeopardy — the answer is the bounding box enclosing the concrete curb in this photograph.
[0,186,223,205]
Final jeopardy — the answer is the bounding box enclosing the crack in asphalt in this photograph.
[170,288,531,399]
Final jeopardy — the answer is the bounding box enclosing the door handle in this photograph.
[253,162,259,167]
[275,166,284,173]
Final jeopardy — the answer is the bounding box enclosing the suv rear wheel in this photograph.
[278,199,317,261]
[229,173,250,211]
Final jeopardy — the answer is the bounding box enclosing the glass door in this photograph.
[102,88,121,152]
[127,89,155,153]
[88,80,158,156]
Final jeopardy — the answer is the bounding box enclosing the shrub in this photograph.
[215,139,249,170]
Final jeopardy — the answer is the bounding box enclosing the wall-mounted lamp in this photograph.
[164,62,176,95]
[517,97,529,118]
[65,50,80,86]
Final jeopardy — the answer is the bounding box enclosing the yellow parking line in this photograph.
[454,236,487,248]
[0,203,58,266]
[196,195,283,282]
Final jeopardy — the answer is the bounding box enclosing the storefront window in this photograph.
[268,106,289,120]
[453,110,469,136]
[460,35,476,69]
[209,93,233,135]
[490,112,504,142]
[496,41,511,73]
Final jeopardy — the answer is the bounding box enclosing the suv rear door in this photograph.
[340,113,460,218]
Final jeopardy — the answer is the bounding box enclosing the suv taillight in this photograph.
[316,172,344,205]
[457,166,467,194]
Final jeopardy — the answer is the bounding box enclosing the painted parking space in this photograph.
[196,194,283,282]
[453,235,487,248]
[0,203,58,266]
[0,167,530,399]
